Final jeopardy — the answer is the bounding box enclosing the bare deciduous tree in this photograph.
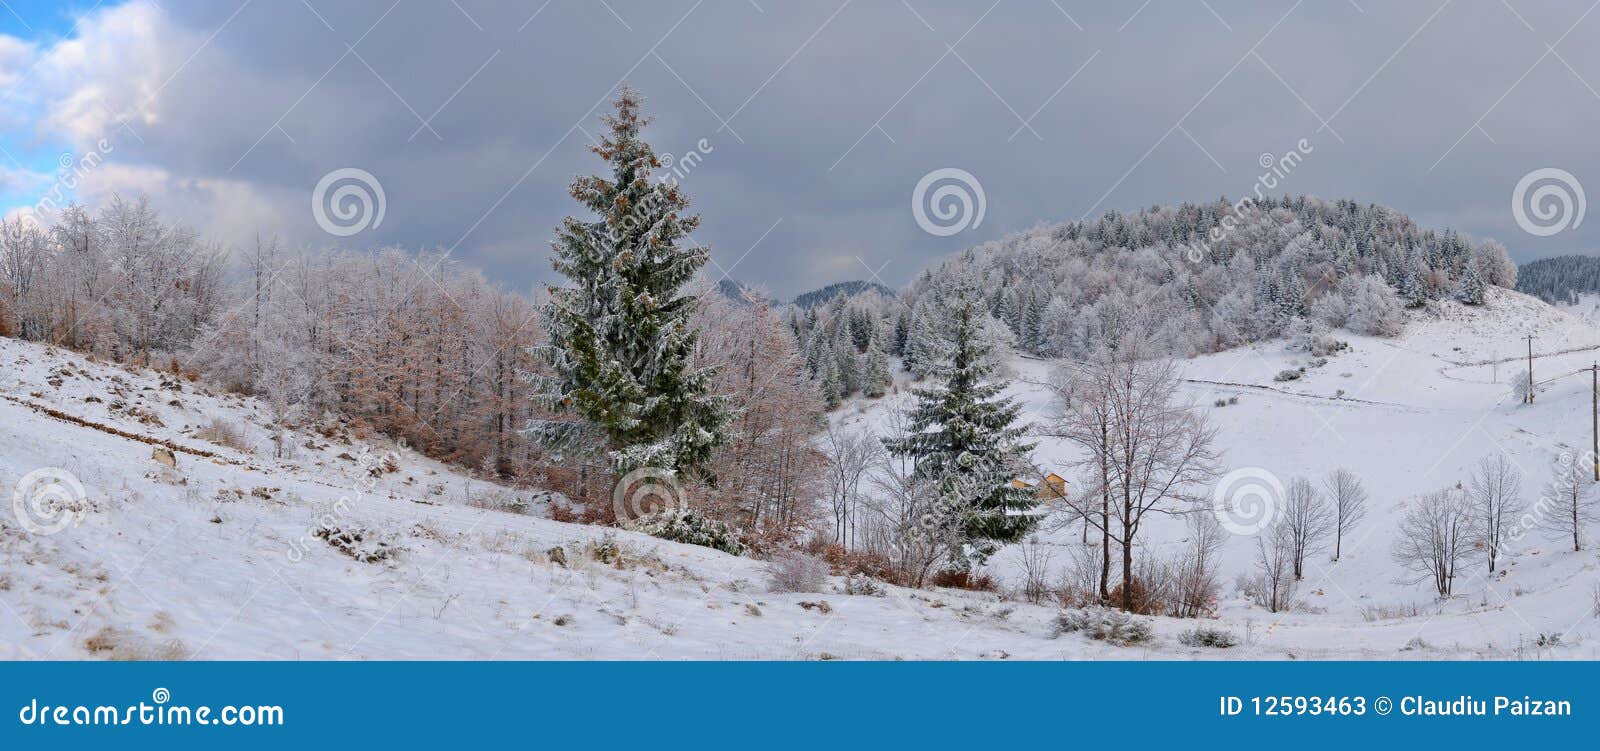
[1041,335,1218,611]
[863,398,960,587]
[1251,522,1297,613]
[1040,358,1116,601]
[1016,537,1054,605]
[821,423,880,548]
[1282,477,1333,579]
[1170,513,1226,618]
[1322,467,1368,562]
[1537,454,1599,552]
[1393,487,1472,598]
[1465,454,1524,571]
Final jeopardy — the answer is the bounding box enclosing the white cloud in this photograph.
[27,2,194,149]
[0,34,35,89]
[74,162,295,249]
[0,164,49,194]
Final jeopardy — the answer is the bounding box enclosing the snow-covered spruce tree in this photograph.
[533,88,728,482]
[862,325,892,398]
[882,289,1037,568]
[1454,262,1486,305]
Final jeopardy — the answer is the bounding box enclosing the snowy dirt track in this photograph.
[3,286,1600,660]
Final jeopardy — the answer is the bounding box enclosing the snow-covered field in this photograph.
[2,286,1599,660]
[833,287,1600,659]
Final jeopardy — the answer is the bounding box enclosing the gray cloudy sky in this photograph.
[4,0,1599,297]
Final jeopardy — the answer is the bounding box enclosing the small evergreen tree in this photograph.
[1398,256,1429,308]
[892,309,910,355]
[903,300,946,379]
[819,356,843,409]
[533,87,728,481]
[863,323,892,398]
[1454,263,1486,305]
[833,322,861,397]
[883,290,1037,567]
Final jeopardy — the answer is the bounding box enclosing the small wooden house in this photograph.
[1012,472,1068,500]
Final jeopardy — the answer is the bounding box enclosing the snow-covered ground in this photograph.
[3,286,1599,660]
[832,287,1600,659]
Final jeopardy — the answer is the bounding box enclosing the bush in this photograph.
[930,569,997,592]
[1178,627,1237,649]
[807,541,897,582]
[627,508,747,556]
[1051,608,1152,646]
[842,573,885,596]
[766,552,829,593]
[1106,576,1166,616]
[195,418,252,452]
[1273,368,1303,382]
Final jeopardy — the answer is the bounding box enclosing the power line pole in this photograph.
[1525,334,1538,404]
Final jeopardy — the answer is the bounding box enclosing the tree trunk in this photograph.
[1099,477,1110,602]
[1097,425,1110,603]
[1120,522,1134,611]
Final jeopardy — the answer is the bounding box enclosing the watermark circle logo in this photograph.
[312,167,386,237]
[912,168,986,237]
[611,467,686,521]
[12,467,86,535]
[1211,467,1283,535]
[1512,167,1585,237]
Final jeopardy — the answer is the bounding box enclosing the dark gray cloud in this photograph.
[15,0,1600,297]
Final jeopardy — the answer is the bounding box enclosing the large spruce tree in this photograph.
[535,88,727,482]
[884,288,1037,565]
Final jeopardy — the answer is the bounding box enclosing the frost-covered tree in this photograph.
[1339,276,1404,337]
[532,87,728,481]
[1454,262,1486,306]
[1042,320,1219,611]
[896,196,1510,358]
[1538,453,1599,552]
[692,285,826,539]
[902,298,947,379]
[862,326,892,398]
[1282,476,1333,579]
[1252,521,1298,613]
[1393,487,1472,597]
[882,288,1037,567]
[1466,454,1523,571]
[1322,467,1368,562]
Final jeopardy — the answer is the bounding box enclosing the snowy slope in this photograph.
[3,286,1598,660]
[832,287,1600,659]
[0,337,1103,660]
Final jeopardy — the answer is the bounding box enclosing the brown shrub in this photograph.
[930,570,997,592]
[1107,578,1164,615]
[806,541,898,583]
[547,503,578,524]
[194,418,252,452]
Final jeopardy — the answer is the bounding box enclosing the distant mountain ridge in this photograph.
[791,280,895,309]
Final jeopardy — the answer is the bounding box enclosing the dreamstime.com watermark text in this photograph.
[18,688,283,728]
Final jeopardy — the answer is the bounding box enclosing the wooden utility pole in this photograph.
[1525,334,1537,403]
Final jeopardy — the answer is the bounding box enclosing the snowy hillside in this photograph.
[831,286,1600,659]
[2,287,1598,660]
[0,335,1145,660]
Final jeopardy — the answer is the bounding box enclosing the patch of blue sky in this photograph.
[1,0,103,217]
